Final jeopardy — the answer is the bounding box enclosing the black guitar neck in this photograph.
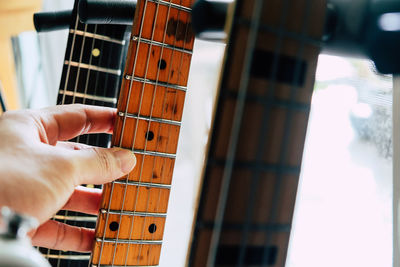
[38,1,130,266]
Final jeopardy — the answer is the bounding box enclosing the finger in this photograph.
[63,186,102,215]
[71,147,136,185]
[31,220,94,252]
[32,104,116,145]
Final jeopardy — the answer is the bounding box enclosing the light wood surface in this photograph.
[0,0,42,110]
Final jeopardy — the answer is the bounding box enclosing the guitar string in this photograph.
[90,24,126,148]
[75,24,127,267]
[67,22,102,267]
[234,0,291,265]
[205,0,265,264]
[120,1,193,264]
[60,17,90,267]
[60,15,80,106]
[97,0,151,265]
[75,23,98,144]
[131,0,176,265]
[58,21,126,267]
[113,0,166,265]
[143,1,193,265]
[42,11,80,263]
[260,1,313,266]
[96,1,189,265]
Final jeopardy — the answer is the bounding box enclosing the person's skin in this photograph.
[0,104,136,252]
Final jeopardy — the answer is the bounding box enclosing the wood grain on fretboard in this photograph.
[91,0,195,266]
[38,1,129,266]
[189,0,326,266]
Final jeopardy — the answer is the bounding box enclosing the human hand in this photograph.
[0,104,136,251]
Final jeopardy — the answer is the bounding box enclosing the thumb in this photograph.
[72,147,136,185]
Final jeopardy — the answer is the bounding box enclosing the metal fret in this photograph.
[100,209,167,218]
[46,254,90,260]
[53,215,97,222]
[92,265,158,267]
[59,90,118,104]
[113,180,172,189]
[147,0,191,12]
[125,149,176,159]
[131,36,193,55]
[124,74,187,92]
[69,29,126,45]
[118,111,181,126]
[65,61,121,76]
[96,238,162,245]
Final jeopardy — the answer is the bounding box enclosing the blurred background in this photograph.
[1,0,393,266]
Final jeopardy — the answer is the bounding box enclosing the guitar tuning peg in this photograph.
[192,0,234,41]
[34,10,72,33]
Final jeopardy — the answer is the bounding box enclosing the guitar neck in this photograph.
[58,10,129,148]
[189,0,327,266]
[91,0,195,266]
[40,2,130,266]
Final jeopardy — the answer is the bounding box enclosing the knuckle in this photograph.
[93,148,113,177]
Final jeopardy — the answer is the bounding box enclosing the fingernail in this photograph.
[113,148,136,173]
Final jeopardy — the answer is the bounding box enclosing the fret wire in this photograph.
[53,215,97,222]
[92,265,158,267]
[225,90,311,112]
[124,74,187,92]
[70,29,126,45]
[236,17,323,47]
[147,0,191,12]
[96,238,162,245]
[65,60,121,76]
[117,111,181,126]
[113,180,172,189]
[209,158,301,175]
[100,209,167,218]
[59,90,117,104]
[46,255,90,260]
[131,36,193,55]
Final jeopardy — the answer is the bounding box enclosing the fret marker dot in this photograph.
[92,48,100,57]
[146,131,155,141]
[158,59,167,70]
[109,221,119,231]
[148,223,157,234]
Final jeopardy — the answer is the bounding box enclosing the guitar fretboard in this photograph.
[91,0,195,266]
[39,2,129,266]
[189,0,327,266]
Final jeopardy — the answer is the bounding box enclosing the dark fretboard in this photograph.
[39,2,130,266]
